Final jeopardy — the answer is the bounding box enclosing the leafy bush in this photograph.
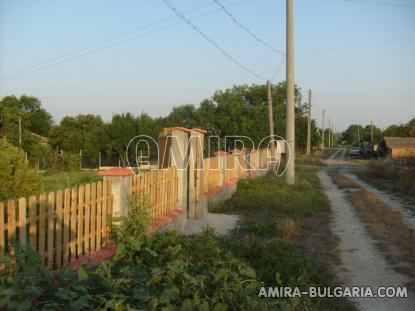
[0,138,42,201]
[42,171,102,193]
[0,168,353,310]
[0,192,281,310]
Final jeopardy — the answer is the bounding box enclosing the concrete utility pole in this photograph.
[321,110,325,151]
[306,90,312,156]
[18,115,22,147]
[285,0,295,184]
[267,80,276,164]
[357,127,361,145]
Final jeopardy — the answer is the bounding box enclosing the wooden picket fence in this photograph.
[0,180,112,268]
[202,148,271,193]
[131,166,178,220]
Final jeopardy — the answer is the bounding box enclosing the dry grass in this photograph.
[357,160,415,205]
[294,212,342,267]
[347,189,415,281]
[330,173,361,189]
[277,218,298,240]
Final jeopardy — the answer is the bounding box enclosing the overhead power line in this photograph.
[213,0,285,55]
[271,57,285,81]
[337,0,415,7]
[0,0,250,82]
[161,0,267,81]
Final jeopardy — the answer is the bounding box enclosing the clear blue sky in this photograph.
[1,0,414,131]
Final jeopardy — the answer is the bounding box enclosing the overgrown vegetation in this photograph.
[211,169,355,310]
[42,171,102,193]
[0,138,42,202]
[0,192,279,310]
[0,169,355,310]
[356,159,415,204]
[296,154,325,167]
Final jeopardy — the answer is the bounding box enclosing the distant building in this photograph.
[379,137,415,159]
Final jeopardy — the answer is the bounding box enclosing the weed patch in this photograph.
[356,160,415,204]
[329,173,361,189]
[347,189,415,282]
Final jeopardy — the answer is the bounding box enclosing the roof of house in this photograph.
[383,137,415,149]
[98,167,134,177]
[161,127,207,135]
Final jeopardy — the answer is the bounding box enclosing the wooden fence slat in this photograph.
[77,186,85,257]
[90,183,97,252]
[7,200,16,254]
[55,191,63,268]
[18,198,26,246]
[84,184,91,255]
[47,192,55,268]
[107,181,112,236]
[63,188,70,265]
[70,187,77,260]
[102,180,107,246]
[29,196,37,251]
[39,193,46,265]
[0,202,4,253]
[96,181,102,250]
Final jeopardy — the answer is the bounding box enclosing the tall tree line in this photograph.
[0,82,321,169]
[342,118,415,145]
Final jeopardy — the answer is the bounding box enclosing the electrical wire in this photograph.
[337,0,415,7]
[161,0,267,81]
[213,0,284,55]
[0,0,251,82]
[271,57,285,82]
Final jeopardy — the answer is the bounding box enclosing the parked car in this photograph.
[349,147,363,159]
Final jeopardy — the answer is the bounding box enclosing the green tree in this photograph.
[0,138,42,201]
[342,124,365,145]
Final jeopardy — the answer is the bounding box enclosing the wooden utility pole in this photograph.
[370,120,374,143]
[285,0,295,184]
[18,115,22,147]
[321,110,325,151]
[267,81,276,164]
[306,90,312,155]
[327,118,331,148]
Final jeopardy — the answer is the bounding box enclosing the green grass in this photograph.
[210,168,356,310]
[41,170,102,193]
[212,168,330,224]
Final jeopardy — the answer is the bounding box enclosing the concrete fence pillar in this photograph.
[214,151,229,187]
[99,167,134,217]
[169,129,189,214]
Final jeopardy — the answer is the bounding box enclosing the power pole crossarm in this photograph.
[285,0,295,184]
[306,90,312,156]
